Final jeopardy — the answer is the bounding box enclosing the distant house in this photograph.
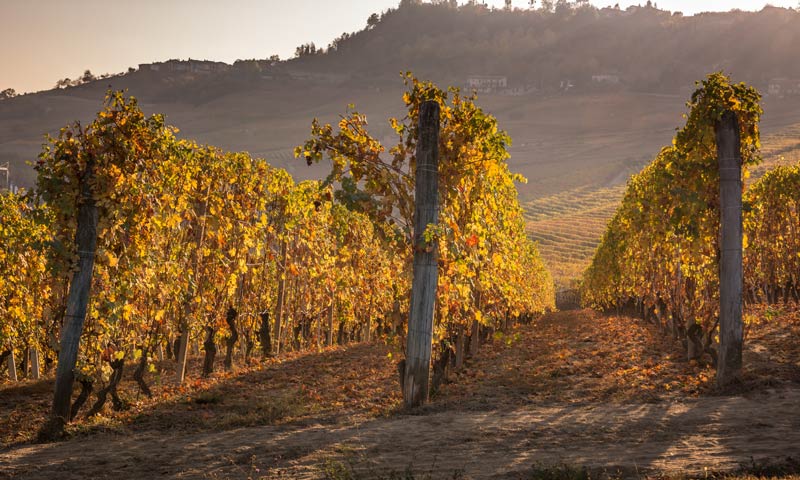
[138,60,230,74]
[467,75,507,93]
[768,78,800,97]
[285,70,351,84]
[592,74,621,85]
[501,85,536,96]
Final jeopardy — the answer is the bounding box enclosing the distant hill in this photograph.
[294,2,800,92]
[3,2,800,189]
[3,1,800,286]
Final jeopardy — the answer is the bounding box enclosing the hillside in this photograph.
[304,3,800,91]
[3,1,800,287]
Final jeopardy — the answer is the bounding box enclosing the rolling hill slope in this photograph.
[3,2,800,288]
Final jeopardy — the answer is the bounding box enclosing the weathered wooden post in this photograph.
[403,100,440,408]
[7,351,17,382]
[716,110,744,387]
[30,348,40,380]
[176,328,190,384]
[274,240,288,355]
[326,299,335,347]
[50,154,98,431]
[259,311,272,357]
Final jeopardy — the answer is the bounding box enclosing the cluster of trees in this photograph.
[2,77,553,436]
[54,70,120,89]
[294,43,320,58]
[581,73,773,366]
[292,1,800,92]
[0,88,17,100]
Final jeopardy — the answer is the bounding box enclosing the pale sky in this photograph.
[1,0,796,93]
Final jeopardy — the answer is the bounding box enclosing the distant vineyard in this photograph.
[523,120,800,291]
[524,185,624,288]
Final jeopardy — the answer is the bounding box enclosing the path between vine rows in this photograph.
[2,309,800,479]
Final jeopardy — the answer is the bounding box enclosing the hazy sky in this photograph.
[2,0,796,93]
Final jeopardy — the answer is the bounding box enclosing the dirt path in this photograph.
[2,310,800,479]
[2,388,799,479]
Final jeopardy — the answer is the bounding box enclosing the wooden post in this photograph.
[259,311,272,357]
[326,300,335,347]
[403,100,440,408]
[469,319,480,356]
[716,110,744,387]
[7,351,17,382]
[455,324,465,370]
[50,154,98,429]
[274,240,288,355]
[176,329,190,384]
[365,298,373,343]
[30,348,40,380]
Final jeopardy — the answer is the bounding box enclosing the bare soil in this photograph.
[2,308,799,479]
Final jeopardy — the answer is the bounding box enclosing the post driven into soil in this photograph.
[403,100,440,408]
[48,155,99,435]
[716,110,744,387]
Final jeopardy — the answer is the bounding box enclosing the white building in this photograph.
[138,60,230,74]
[467,75,508,93]
[592,74,621,84]
[768,78,800,97]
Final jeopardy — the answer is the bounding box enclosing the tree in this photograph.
[81,70,96,83]
[269,54,280,62]
[367,13,380,28]
[0,88,17,100]
[294,42,318,58]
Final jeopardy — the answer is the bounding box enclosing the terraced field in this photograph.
[751,122,800,181]
[524,122,800,290]
[524,185,625,288]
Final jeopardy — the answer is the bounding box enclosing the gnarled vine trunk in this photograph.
[224,306,238,370]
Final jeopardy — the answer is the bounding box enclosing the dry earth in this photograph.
[2,309,799,479]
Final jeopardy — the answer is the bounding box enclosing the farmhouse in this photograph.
[138,60,230,74]
[592,74,621,84]
[466,75,508,93]
[768,78,800,97]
